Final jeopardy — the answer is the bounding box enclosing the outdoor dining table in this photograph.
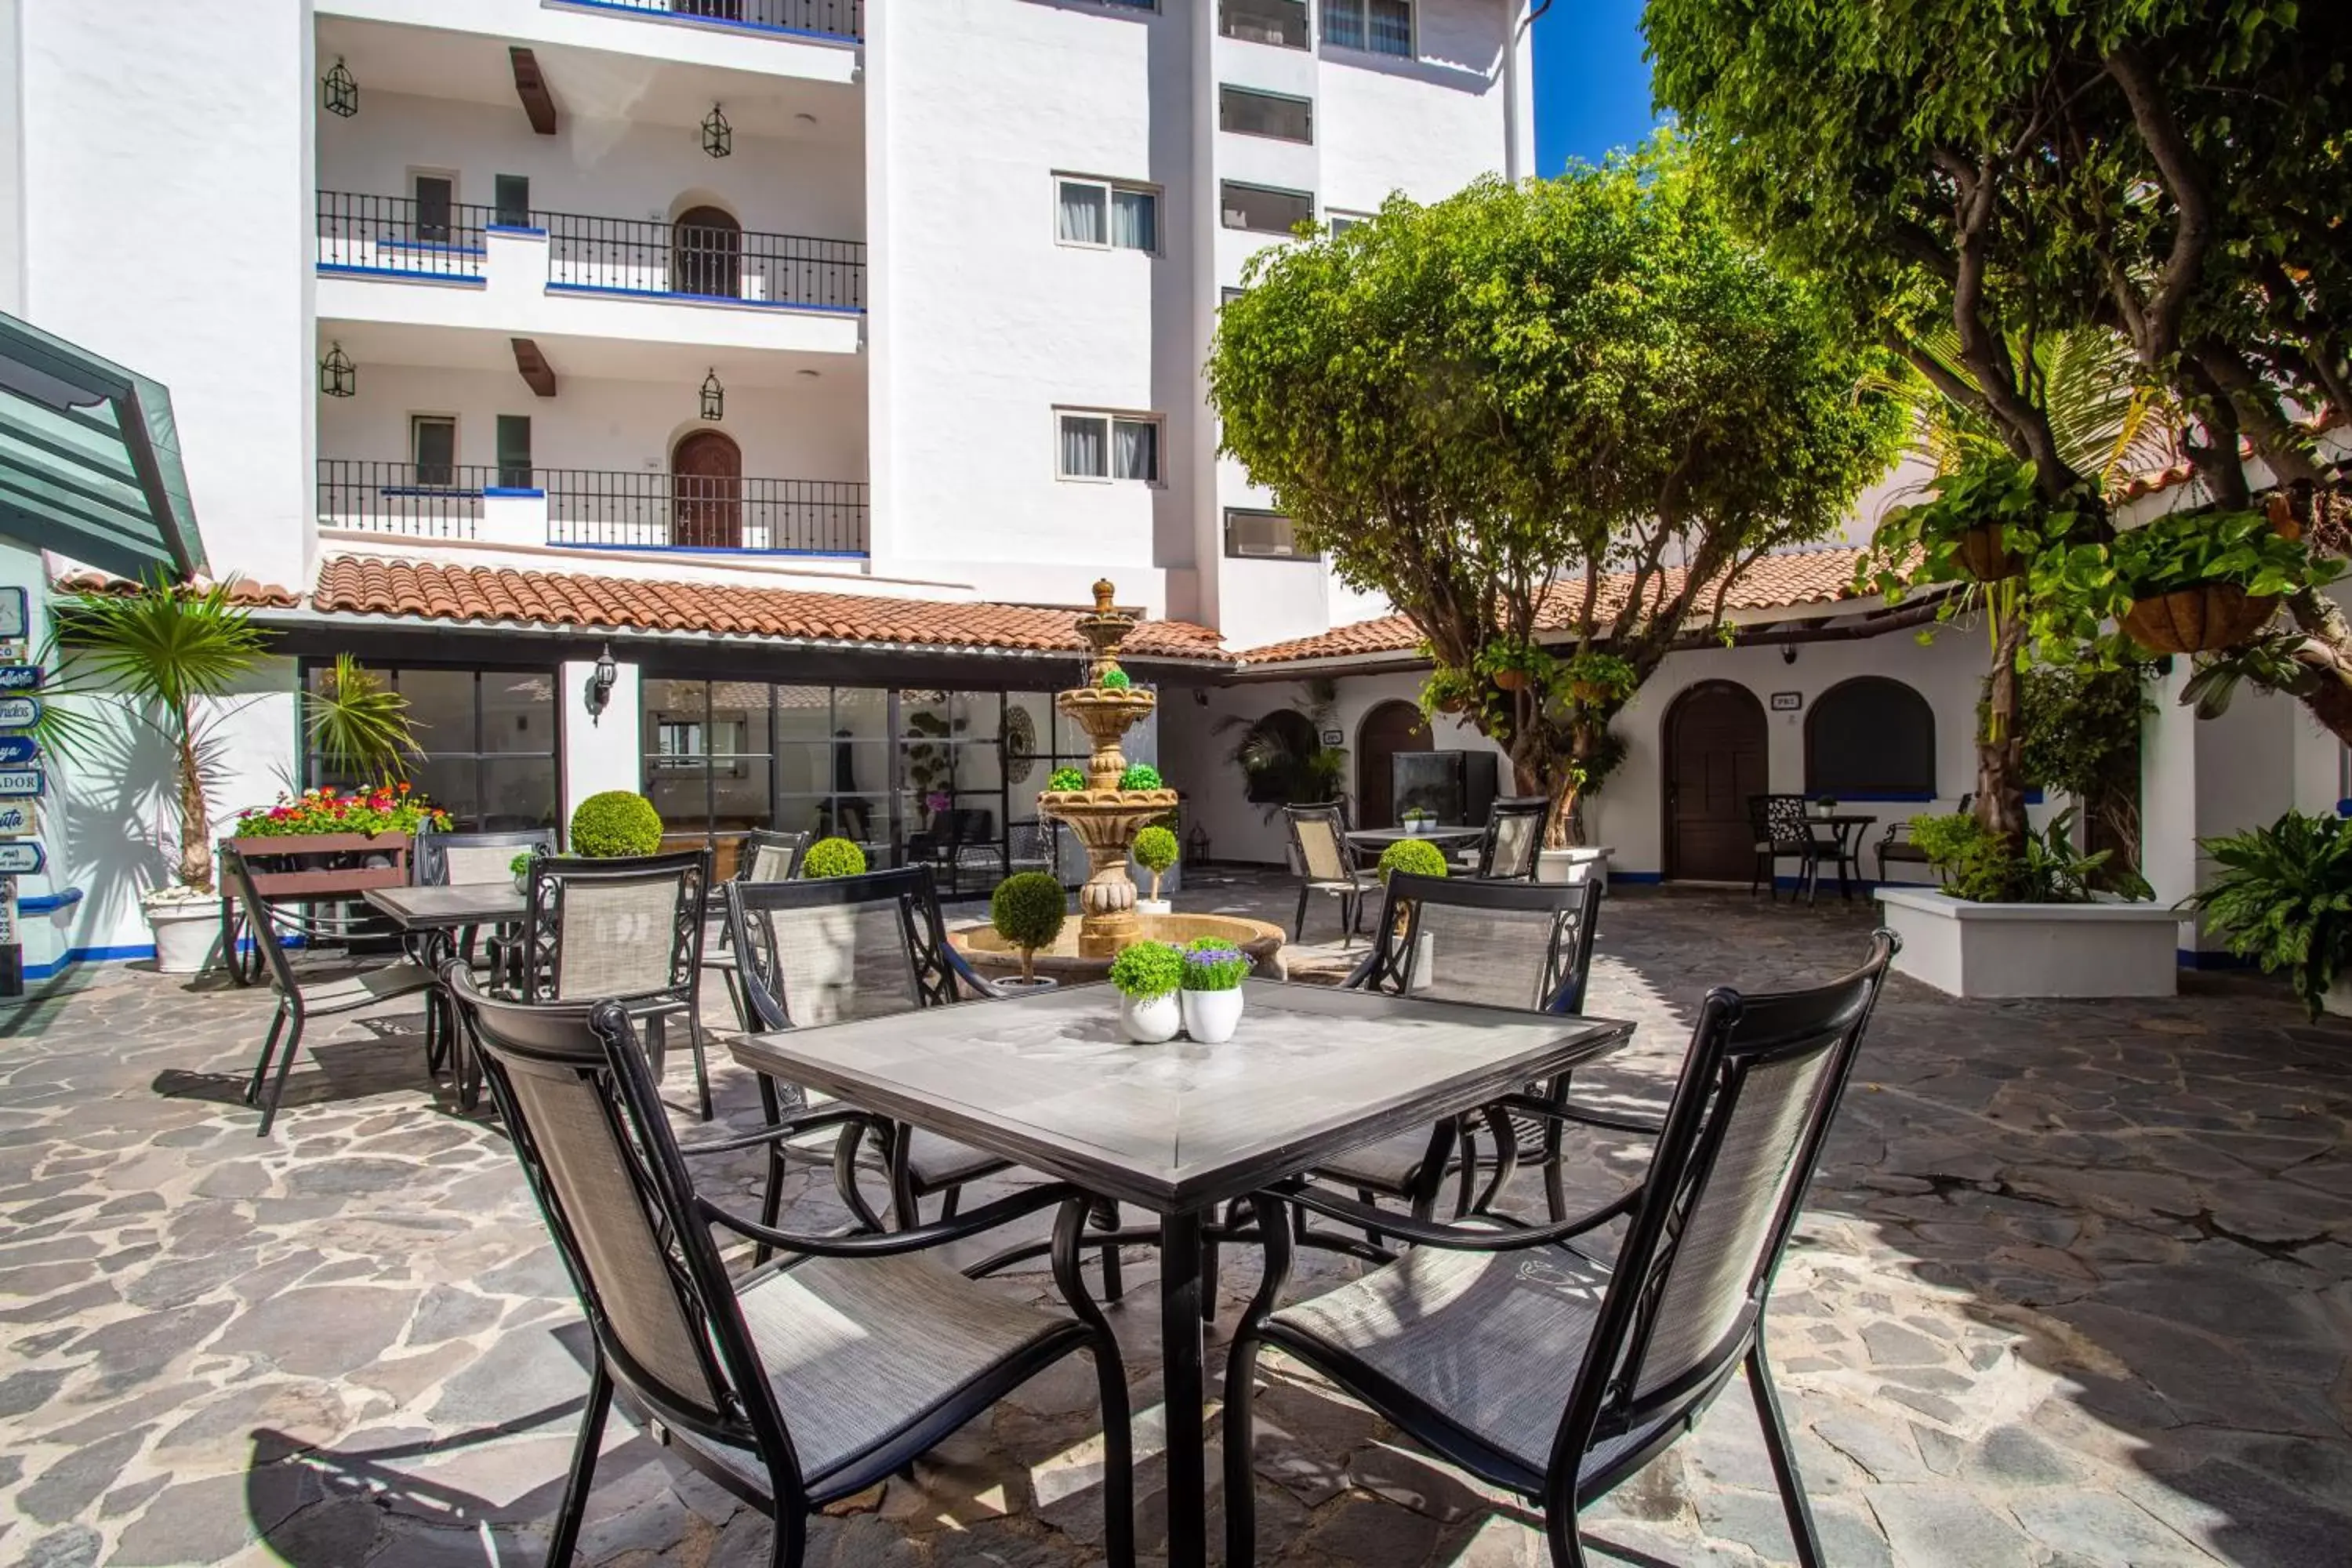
[1806,812,1878,900]
[365,884,528,1108]
[1344,825,1487,851]
[729,977,1633,1567]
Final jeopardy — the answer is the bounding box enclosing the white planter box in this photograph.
[1537,847,1613,887]
[1876,888,2184,999]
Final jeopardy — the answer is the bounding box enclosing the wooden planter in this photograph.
[2121,583,2278,655]
[226,832,413,895]
[1955,524,2024,582]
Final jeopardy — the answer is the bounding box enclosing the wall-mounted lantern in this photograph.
[584,643,618,723]
[320,341,356,398]
[700,102,732,159]
[323,56,359,119]
[699,368,724,422]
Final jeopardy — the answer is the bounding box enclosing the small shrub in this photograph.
[1133,825,1178,898]
[1118,762,1163,792]
[800,837,868,879]
[1047,766,1087,793]
[1377,837,1451,882]
[509,851,535,878]
[2192,810,2352,1018]
[1100,668,1133,690]
[990,872,1068,982]
[1109,941,1184,1000]
[1180,939,1250,991]
[569,791,663,858]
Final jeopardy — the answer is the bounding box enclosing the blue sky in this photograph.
[1531,0,1660,174]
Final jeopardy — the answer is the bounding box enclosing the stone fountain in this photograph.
[949,579,1285,979]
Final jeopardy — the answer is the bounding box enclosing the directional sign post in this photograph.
[0,666,41,693]
[0,802,31,836]
[0,696,39,729]
[0,767,43,799]
[0,841,42,876]
[0,587,24,641]
[0,735,35,767]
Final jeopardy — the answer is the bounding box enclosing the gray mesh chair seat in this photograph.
[1221,932,1900,1567]
[1284,804,1375,942]
[1461,795,1552,880]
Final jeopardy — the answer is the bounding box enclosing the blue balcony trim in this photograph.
[484,487,546,499]
[20,887,83,913]
[557,541,871,560]
[544,281,866,316]
[550,0,862,47]
[485,223,549,237]
[318,263,487,287]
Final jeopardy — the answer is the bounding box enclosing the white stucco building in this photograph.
[0,0,2340,984]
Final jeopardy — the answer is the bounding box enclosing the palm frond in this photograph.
[306,654,422,783]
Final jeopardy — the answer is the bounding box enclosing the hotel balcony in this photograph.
[318,460,870,557]
[318,0,860,82]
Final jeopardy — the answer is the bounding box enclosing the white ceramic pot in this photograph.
[997,975,1059,995]
[1406,932,1436,992]
[1119,989,1181,1043]
[147,897,220,975]
[2324,975,2352,1018]
[1135,898,1172,916]
[1181,985,1245,1044]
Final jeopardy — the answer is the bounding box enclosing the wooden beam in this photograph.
[509,48,557,136]
[510,338,557,398]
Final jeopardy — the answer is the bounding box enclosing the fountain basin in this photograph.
[951,913,1288,983]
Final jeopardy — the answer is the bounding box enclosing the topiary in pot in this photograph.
[1108,939,1184,1043]
[1377,837,1451,882]
[1047,766,1087,793]
[800,837,868,879]
[569,791,664,858]
[1133,825,1178,901]
[1118,762,1163,792]
[990,871,1068,984]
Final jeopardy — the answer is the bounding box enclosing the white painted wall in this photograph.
[16,0,315,593]
[318,0,860,83]
[563,657,641,827]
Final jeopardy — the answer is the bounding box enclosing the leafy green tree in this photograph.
[1649,0,2352,755]
[1207,139,1902,838]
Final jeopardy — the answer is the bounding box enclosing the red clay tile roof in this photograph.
[1237,544,1881,666]
[2115,408,2344,501]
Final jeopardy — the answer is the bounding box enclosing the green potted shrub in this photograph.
[509,850,538,896]
[1046,766,1087,793]
[1116,762,1163,792]
[569,791,663,858]
[1178,937,1251,1043]
[1377,838,1450,989]
[1108,940,1184,1043]
[1133,824,1179,914]
[2190,810,2352,1018]
[800,837,868,878]
[989,871,1067,988]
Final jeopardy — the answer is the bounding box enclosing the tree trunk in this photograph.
[1975,612,2030,854]
[2285,587,2352,749]
[176,715,214,895]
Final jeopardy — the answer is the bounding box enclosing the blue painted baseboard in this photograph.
[2176,948,2256,971]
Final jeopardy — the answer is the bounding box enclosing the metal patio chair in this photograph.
[1876,793,1970,884]
[1221,931,1899,1568]
[414,826,557,998]
[1748,793,1830,902]
[513,849,715,1119]
[448,974,1135,1568]
[1283,802,1375,942]
[1463,794,1552,880]
[702,829,813,1033]
[225,844,439,1138]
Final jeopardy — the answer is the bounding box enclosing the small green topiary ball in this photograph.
[1133,825,1178,873]
[991,872,1068,956]
[1377,837,1451,882]
[1100,668,1133,690]
[1117,762,1163,792]
[569,791,664,858]
[800,837,868,878]
[1047,766,1087,793]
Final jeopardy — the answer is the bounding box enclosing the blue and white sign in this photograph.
[0,697,37,729]
[0,736,34,767]
[0,666,40,693]
[0,802,31,835]
[0,841,43,876]
[0,768,44,799]
[0,588,25,641]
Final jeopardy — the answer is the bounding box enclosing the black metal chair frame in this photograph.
[1468,795,1552,880]
[1749,793,1831,903]
[448,975,1135,1568]
[1876,793,1971,884]
[1221,931,1899,1568]
[414,826,557,989]
[1283,802,1375,941]
[224,844,440,1137]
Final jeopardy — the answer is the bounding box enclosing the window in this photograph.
[412,172,456,241]
[493,173,530,228]
[305,663,559,833]
[1221,180,1314,234]
[1058,411,1160,482]
[1225,508,1313,559]
[1220,286,1247,307]
[411,416,457,487]
[1327,209,1371,235]
[1806,677,1936,797]
[495,415,532,489]
[1221,0,1308,48]
[1056,177,1158,252]
[1220,85,1313,143]
[1324,0,1412,57]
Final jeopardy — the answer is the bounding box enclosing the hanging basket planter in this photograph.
[1491,667,1529,691]
[2121,583,2279,655]
[1567,680,1610,705]
[1955,524,2024,582]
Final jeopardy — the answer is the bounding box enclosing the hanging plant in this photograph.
[2109,510,2332,655]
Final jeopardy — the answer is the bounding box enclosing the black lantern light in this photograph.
[700,101,731,159]
[323,56,359,119]
[320,341,356,398]
[699,367,724,422]
[584,643,618,722]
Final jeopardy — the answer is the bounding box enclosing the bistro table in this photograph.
[729,978,1632,1568]
[1345,825,1486,851]
[366,884,527,1107]
[1804,812,1878,901]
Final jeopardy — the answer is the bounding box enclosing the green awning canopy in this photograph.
[0,309,206,581]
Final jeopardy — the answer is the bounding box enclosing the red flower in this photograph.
[397,782,411,794]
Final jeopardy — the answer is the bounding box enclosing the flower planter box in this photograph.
[1876,887,2183,999]
[226,832,413,896]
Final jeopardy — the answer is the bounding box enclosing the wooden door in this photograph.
[673,205,742,299]
[1357,700,1432,827]
[1664,681,1767,882]
[671,430,742,549]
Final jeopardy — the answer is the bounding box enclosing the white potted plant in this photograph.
[1108,940,1183,1043]
[1133,824,1178,916]
[1178,939,1250,1043]
[1400,806,1436,836]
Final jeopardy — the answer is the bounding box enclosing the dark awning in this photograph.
[0,310,206,581]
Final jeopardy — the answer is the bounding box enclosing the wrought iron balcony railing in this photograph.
[572,0,863,42]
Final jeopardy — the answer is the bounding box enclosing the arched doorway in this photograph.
[1357,699,1432,827]
[673,205,742,299]
[1664,681,1767,882]
[671,430,742,549]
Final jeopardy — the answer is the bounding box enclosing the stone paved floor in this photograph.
[2,871,2350,1568]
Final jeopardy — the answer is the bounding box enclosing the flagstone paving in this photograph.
[2,873,2349,1567]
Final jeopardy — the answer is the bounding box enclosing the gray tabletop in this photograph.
[729,978,1633,1212]
[365,884,524,930]
[1345,826,1486,849]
